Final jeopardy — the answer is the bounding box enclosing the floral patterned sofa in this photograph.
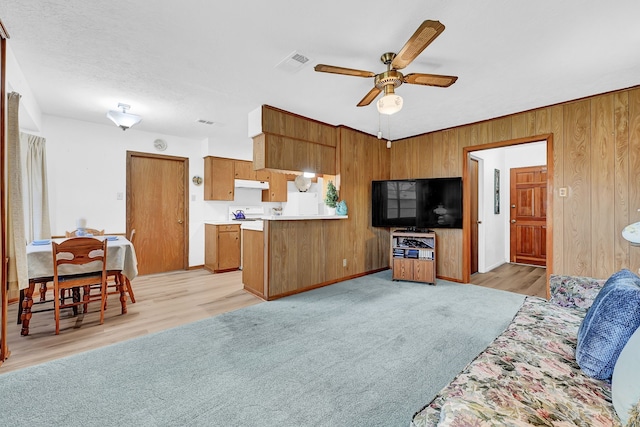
[411,274,636,427]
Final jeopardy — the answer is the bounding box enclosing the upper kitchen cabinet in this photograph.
[262,171,287,202]
[251,105,337,175]
[204,156,234,200]
[235,159,271,182]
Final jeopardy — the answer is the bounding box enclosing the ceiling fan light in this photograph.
[107,103,142,131]
[377,94,403,115]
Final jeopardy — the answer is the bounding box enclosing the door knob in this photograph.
[511,219,516,223]
[178,219,184,224]
[511,204,516,208]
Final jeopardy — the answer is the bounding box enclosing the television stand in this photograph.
[390,229,436,284]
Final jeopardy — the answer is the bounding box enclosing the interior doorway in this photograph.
[462,134,554,295]
[126,151,189,275]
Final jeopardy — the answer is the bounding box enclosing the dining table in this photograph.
[20,235,139,336]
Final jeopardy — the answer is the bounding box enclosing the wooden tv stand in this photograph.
[391,230,436,284]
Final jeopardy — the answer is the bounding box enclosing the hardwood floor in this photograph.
[469,262,547,298]
[1,269,262,374]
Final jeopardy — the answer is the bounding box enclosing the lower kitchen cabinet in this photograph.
[205,224,240,272]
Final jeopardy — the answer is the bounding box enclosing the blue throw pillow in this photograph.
[576,269,640,380]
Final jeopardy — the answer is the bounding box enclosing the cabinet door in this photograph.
[262,171,288,202]
[414,260,435,283]
[234,160,255,180]
[393,258,414,281]
[218,230,240,270]
[204,157,235,200]
[254,168,271,182]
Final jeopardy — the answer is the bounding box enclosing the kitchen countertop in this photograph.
[206,216,348,224]
[262,215,348,220]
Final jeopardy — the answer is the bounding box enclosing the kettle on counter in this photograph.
[232,210,246,220]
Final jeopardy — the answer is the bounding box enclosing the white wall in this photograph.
[27,114,276,268]
[473,141,547,272]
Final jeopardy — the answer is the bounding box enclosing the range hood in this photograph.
[234,179,269,189]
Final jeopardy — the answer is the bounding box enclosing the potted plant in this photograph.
[324,180,339,215]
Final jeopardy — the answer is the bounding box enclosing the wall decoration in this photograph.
[494,169,500,214]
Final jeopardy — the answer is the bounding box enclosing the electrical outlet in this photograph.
[343,259,347,267]
[116,192,123,200]
[559,187,567,197]
[191,194,196,201]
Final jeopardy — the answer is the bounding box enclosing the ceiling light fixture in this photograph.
[107,103,142,131]
[377,85,403,115]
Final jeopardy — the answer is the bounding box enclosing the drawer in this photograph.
[219,224,240,232]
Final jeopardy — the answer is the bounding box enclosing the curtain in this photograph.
[23,133,51,241]
[7,92,28,292]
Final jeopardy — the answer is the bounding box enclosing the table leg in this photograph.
[117,273,127,315]
[20,283,36,336]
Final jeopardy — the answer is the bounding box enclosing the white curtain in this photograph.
[23,133,51,241]
[7,92,28,291]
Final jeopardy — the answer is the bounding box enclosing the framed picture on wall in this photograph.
[494,169,500,214]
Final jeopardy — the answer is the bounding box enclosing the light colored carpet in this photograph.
[0,270,525,426]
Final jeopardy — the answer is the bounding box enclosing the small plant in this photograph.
[324,180,339,208]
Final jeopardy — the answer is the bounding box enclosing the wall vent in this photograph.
[197,119,215,125]
[276,51,312,73]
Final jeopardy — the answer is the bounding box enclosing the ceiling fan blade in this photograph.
[357,87,382,107]
[391,20,446,70]
[314,64,376,78]
[404,73,458,87]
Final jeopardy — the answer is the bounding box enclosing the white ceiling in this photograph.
[2,1,640,153]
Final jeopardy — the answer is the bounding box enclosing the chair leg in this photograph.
[125,277,136,303]
[17,289,24,324]
[54,288,61,335]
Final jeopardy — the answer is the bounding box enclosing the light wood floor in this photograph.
[469,262,547,298]
[2,264,545,374]
[1,269,262,374]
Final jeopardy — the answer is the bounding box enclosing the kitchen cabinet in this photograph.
[205,224,241,272]
[234,160,255,180]
[204,157,234,200]
[242,228,265,298]
[235,159,271,182]
[262,171,287,202]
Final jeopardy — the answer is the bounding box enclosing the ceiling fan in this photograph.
[314,20,458,115]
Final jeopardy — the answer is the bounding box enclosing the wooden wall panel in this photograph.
[491,116,512,142]
[550,105,565,274]
[614,92,630,270]
[629,89,640,272]
[435,229,463,280]
[512,111,535,139]
[563,100,591,276]
[535,108,552,134]
[590,94,615,277]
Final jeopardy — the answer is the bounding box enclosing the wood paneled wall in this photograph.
[391,86,640,280]
[262,124,390,299]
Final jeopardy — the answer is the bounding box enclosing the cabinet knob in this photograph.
[178,219,184,224]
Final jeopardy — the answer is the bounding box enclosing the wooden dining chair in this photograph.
[52,237,108,335]
[65,228,104,237]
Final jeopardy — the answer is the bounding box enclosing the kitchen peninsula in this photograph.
[242,215,348,300]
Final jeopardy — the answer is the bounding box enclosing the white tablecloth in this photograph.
[25,236,138,289]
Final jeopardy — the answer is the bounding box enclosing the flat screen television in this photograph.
[371,177,463,229]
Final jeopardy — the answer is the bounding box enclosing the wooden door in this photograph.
[217,229,240,270]
[510,165,547,266]
[469,157,479,274]
[127,152,188,275]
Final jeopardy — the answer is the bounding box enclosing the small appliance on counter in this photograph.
[228,206,265,221]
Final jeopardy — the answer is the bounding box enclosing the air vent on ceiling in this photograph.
[276,51,312,73]
[197,119,215,125]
